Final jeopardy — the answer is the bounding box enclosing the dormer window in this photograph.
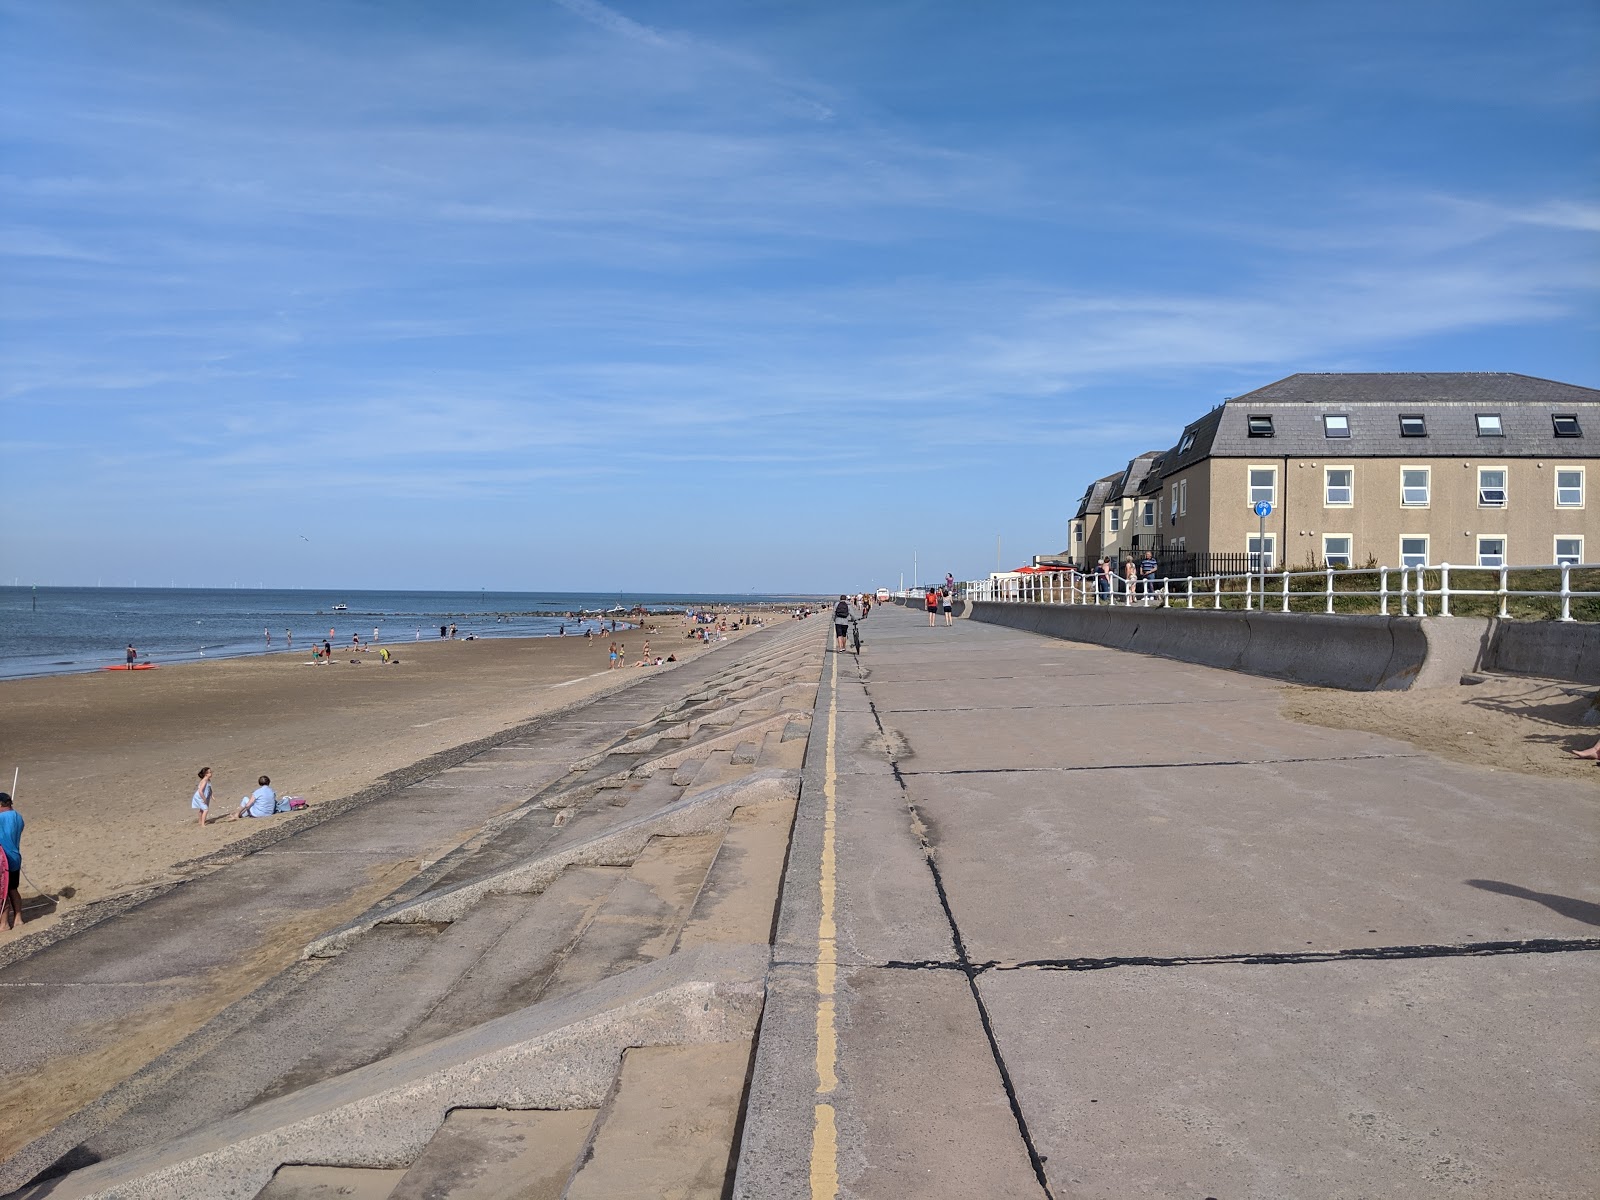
[1178,431,1196,454]
[1323,414,1350,438]
[1553,413,1582,437]
[1399,414,1427,437]
[1475,413,1503,437]
[1247,414,1274,438]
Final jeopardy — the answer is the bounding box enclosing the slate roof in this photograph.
[1163,374,1599,468]
[1073,472,1122,519]
[1155,404,1225,479]
[1107,451,1164,502]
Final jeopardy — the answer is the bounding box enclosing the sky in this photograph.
[2,0,1597,593]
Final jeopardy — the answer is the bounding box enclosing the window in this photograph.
[1401,467,1430,507]
[1324,467,1353,506]
[1107,507,1121,533]
[1476,537,1506,568]
[1400,536,1429,568]
[1248,466,1277,507]
[1178,478,1187,515]
[1072,521,1083,546]
[1169,484,1179,522]
[1475,413,1503,437]
[1557,468,1584,507]
[1178,431,1196,454]
[1555,537,1584,565]
[1399,414,1427,437]
[1247,414,1275,438]
[1141,500,1155,528]
[1323,535,1352,568]
[1247,534,1276,571]
[1323,414,1350,438]
[1477,467,1507,507]
[1552,413,1582,437]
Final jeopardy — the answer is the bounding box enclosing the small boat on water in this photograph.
[331,603,348,612]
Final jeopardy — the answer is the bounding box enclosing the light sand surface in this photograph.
[1282,673,1600,786]
[0,613,768,936]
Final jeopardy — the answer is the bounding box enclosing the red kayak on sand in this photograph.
[101,663,158,671]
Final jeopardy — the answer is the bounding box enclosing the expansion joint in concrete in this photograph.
[896,751,1424,778]
[861,692,1057,1200]
[879,937,1600,975]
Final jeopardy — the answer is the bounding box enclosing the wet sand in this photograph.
[0,615,762,936]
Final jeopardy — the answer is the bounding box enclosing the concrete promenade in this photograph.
[737,603,1598,1198]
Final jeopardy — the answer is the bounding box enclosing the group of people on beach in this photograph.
[191,769,304,826]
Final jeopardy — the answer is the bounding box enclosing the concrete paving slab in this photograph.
[980,954,1600,1198]
[911,756,1600,959]
[386,1108,596,1200]
[253,1164,404,1199]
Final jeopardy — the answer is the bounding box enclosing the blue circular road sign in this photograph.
[1253,500,1273,517]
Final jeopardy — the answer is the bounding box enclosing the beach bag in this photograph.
[276,795,308,813]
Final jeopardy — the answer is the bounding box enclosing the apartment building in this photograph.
[1154,373,1599,569]
[1068,471,1120,563]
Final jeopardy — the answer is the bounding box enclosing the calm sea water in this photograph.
[0,587,807,680]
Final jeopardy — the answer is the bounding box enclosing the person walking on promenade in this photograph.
[1096,558,1113,602]
[942,587,954,625]
[192,767,214,827]
[1123,558,1138,604]
[834,596,852,652]
[1139,551,1158,603]
[0,793,24,930]
[925,587,939,626]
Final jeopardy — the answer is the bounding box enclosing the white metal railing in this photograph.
[960,563,1598,622]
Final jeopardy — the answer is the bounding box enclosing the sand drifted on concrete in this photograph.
[1281,673,1600,786]
[0,618,744,935]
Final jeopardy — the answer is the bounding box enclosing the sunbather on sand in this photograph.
[1569,736,1600,762]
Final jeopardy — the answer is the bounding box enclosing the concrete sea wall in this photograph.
[968,602,1494,691]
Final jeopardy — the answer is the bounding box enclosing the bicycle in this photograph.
[849,617,862,655]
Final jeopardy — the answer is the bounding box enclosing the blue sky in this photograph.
[3,0,1596,592]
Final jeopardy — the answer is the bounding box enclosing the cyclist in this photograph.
[834,595,852,652]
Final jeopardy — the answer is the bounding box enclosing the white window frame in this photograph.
[1400,536,1429,568]
[1247,533,1277,571]
[1324,465,1353,507]
[1475,413,1503,437]
[1554,536,1584,565]
[1072,520,1083,547]
[1178,431,1196,454]
[1107,506,1121,534]
[1477,465,1507,508]
[1556,466,1584,509]
[1401,466,1430,508]
[1141,499,1155,528]
[1322,414,1350,438]
[1248,465,1278,508]
[1476,536,1506,568]
[1322,534,1353,568]
[1178,478,1187,516]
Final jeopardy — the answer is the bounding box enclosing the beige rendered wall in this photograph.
[1162,462,1215,555]
[1207,456,1600,568]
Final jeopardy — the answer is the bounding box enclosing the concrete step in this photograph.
[538,833,725,1004]
[671,757,708,787]
[563,1042,752,1200]
[757,728,807,771]
[305,770,802,956]
[387,1108,598,1200]
[729,741,760,766]
[29,945,769,1200]
[680,749,740,793]
[675,796,798,951]
[253,1164,405,1199]
[392,867,624,1054]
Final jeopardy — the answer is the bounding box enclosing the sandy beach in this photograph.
[0,613,766,937]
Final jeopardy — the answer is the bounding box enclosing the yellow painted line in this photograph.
[810,648,841,1199]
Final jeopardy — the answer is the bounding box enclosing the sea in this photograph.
[0,587,810,680]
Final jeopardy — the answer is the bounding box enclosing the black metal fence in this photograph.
[1113,550,1255,577]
